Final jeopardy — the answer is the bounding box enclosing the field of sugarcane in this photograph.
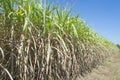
[0,0,119,80]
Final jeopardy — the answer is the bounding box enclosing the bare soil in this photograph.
[77,52,120,80]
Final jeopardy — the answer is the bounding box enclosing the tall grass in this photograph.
[0,0,119,80]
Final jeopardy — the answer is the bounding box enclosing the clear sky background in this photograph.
[46,0,120,44]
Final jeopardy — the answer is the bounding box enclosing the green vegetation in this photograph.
[0,0,119,80]
[116,44,120,49]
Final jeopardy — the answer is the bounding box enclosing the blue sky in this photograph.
[46,0,120,44]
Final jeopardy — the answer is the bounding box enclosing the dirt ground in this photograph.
[77,52,120,80]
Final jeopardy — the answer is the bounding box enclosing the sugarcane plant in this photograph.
[0,0,119,80]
